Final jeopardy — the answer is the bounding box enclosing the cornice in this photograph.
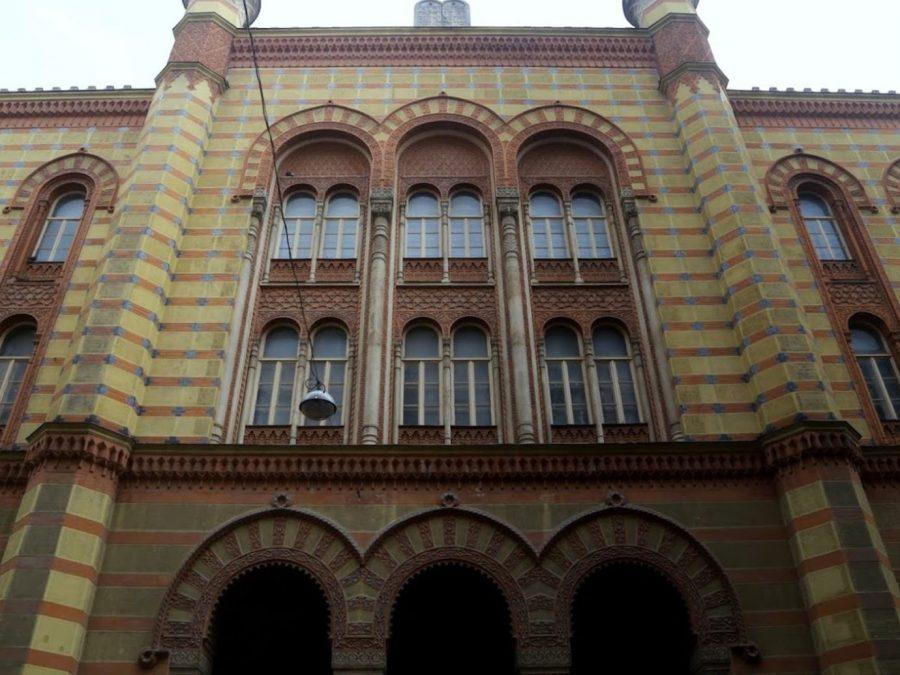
[228,30,657,68]
[728,92,900,128]
[0,93,152,129]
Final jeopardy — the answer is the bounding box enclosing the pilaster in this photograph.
[766,423,900,673]
[0,424,132,674]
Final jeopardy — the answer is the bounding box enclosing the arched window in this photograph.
[593,326,641,424]
[530,192,569,259]
[572,193,612,259]
[304,327,348,427]
[321,193,359,259]
[403,326,441,426]
[252,327,299,426]
[0,325,35,425]
[545,326,589,425]
[34,192,85,262]
[449,192,485,258]
[452,327,492,426]
[406,192,441,259]
[277,193,316,259]
[798,193,850,261]
[851,325,900,421]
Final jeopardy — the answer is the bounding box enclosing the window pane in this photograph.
[453,327,488,358]
[546,326,580,358]
[53,193,86,219]
[547,362,567,425]
[408,192,439,217]
[877,357,900,418]
[273,367,295,425]
[859,358,890,420]
[403,362,420,425]
[473,362,492,425]
[53,221,78,261]
[593,327,629,358]
[327,194,358,217]
[405,327,439,358]
[264,327,299,359]
[798,194,830,218]
[530,192,562,217]
[572,193,604,217]
[253,362,275,424]
[35,221,61,262]
[1,326,35,357]
[568,363,589,425]
[851,328,884,355]
[616,361,641,423]
[313,327,347,359]
[454,362,470,426]
[596,360,618,424]
[450,192,481,217]
[285,194,316,217]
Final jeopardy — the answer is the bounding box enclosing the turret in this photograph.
[622,0,697,28]
[182,0,261,27]
[414,0,471,27]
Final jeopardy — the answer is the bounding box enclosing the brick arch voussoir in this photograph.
[237,105,382,196]
[766,152,876,214]
[5,152,119,215]
[506,106,651,197]
[380,96,506,185]
[885,159,900,214]
[149,508,361,666]
[544,505,751,653]
[366,508,536,646]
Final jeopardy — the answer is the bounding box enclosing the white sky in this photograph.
[1,0,897,92]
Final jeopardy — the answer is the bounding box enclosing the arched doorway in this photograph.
[387,565,517,675]
[210,565,331,675]
[571,563,696,674]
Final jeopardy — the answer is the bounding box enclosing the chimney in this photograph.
[414,0,471,27]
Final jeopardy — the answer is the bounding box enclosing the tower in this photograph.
[414,0,471,27]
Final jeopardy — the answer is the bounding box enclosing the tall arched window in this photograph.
[406,193,441,258]
[851,325,900,421]
[278,193,316,259]
[34,192,85,262]
[403,327,441,426]
[252,327,299,426]
[321,193,359,259]
[573,193,612,259]
[449,192,485,258]
[304,327,348,427]
[530,192,569,259]
[0,325,35,425]
[593,326,641,424]
[799,193,850,261]
[545,326,589,425]
[452,327,492,426]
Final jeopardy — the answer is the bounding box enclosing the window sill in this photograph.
[243,425,345,446]
[398,426,445,445]
[450,426,498,445]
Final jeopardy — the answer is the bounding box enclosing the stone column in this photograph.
[442,335,453,444]
[361,189,393,444]
[497,188,536,444]
[0,425,131,674]
[766,423,900,674]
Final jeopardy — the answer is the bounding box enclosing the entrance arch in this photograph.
[211,564,331,674]
[387,563,517,675]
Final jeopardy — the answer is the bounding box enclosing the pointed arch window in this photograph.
[452,326,492,426]
[403,326,441,426]
[0,325,35,425]
[530,192,569,259]
[321,193,359,259]
[799,193,851,261]
[851,325,900,421]
[406,192,441,259]
[34,192,85,262]
[593,326,641,424]
[449,192,485,258]
[573,193,613,259]
[277,193,316,259]
[252,327,299,426]
[303,327,348,427]
[545,326,589,425]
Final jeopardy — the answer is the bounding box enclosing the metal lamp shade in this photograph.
[299,388,337,421]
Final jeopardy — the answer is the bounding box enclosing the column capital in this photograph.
[496,187,521,219]
[370,188,394,219]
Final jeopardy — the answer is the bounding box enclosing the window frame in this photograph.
[529,191,570,260]
[0,324,36,428]
[320,191,361,260]
[32,190,87,263]
[572,191,614,260]
[593,325,643,425]
[401,325,443,427]
[451,325,494,427]
[251,326,301,427]
[448,191,486,259]
[302,325,350,428]
[276,191,318,260]
[405,191,442,259]
[544,325,591,426]
[797,191,852,262]
[850,323,900,422]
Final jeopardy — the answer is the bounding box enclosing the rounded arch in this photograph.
[884,159,900,214]
[541,505,751,653]
[3,152,119,215]
[542,316,588,341]
[150,508,361,669]
[365,508,536,647]
[450,315,492,336]
[506,106,651,197]
[382,97,505,185]
[256,317,303,342]
[237,105,381,196]
[404,183,442,202]
[401,316,444,339]
[766,152,876,214]
[0,314,39,340]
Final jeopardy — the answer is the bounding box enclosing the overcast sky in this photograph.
[1,0,897,92]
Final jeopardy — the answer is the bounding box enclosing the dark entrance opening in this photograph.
[572,563,696,674]
[387,564,517,675]
[210,565,331,675]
